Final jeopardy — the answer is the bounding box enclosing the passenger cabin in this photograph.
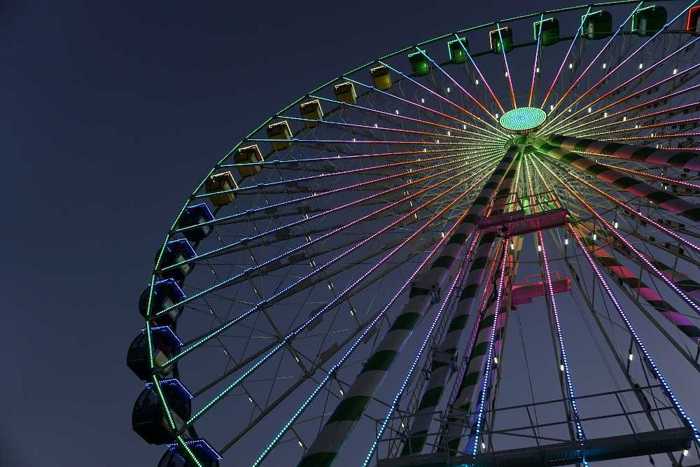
[127,326,182,380]
[159,239,196,282]
[178,203,214,242]
[408,49,430,76]
[159,440,222,467]
[447,36,468,64]
[267,120,292,151]
[582,10,612,40]
[299,99,324,127]
[139,278,186,325]
[686,6,700,34]
[334,81,357,104]
[489,26,512,54]
[132,379,192,445]
[631,5,667,36]
[370,65,393,90]
[234,145,264,177]
[534,17,559,46]
[204,171,238,207]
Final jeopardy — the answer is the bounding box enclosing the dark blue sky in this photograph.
[1,1,658,466]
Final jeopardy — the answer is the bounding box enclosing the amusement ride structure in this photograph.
[127,1,700,465]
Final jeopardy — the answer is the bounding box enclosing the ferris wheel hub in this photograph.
[499,107,547,133]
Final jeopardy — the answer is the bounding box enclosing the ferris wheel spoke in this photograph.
[375,60,506,137]
[563,93,700,141]
[541,2,645,131]
[534,140,700,222]
[164,163,495,369]
[250,188,484,465]
[545,134,700,172]
[184,166,492,429]
[213,232,447,457]
[522,155,589,460]
[597,130,700,145]
[200,148,495,204]
[277,115,485,144]
[494,23,517,110]
[345,77,506,140]
[531,156,700,357]
[534,155,700,316]
[450,33,506,115]
[537,230,589,461]
[539,6,590,110]
[553,79,700,137]
[528,15,544,108]
[194,233,437,401]
[296,149,518,467]
[547,35,700,136]
[304,105,491,143]
[576,114,700,140]
[222,146,483,169]
[169,153,500,275]
[560,167,700,254]
[248,136,486,150]
[192,149,489,235]
[310,95,492,140]
[568,224,700,446]
[415,48,498,122]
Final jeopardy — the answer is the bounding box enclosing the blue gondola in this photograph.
[177,204,215,243]
[158,439,222,467]
[159,239,196,282]
[138,278,186,325]
[132,379,192,445]
[127,326,183,380]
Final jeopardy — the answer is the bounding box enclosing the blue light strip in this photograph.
[252,230,476,466]
[538,231,589,466]
[163,162,498,366]
[571,226,700,445]
[186,175,486,426]
[468,241,509,458]
[157,156,500,319]
[362,245,475,466]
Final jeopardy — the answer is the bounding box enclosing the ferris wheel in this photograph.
[127,2,700,466]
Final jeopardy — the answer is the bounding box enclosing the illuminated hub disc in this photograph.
[499,107,547,132]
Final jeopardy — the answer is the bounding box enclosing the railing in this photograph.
[375,384,690,465]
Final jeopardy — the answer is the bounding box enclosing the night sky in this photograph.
[3,1,696,466]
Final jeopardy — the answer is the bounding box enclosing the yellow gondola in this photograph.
[204,171,237,207]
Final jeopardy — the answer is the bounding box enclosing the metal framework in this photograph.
[126,2,700,466]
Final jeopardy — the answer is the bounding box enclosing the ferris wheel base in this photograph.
[378,427,692,467]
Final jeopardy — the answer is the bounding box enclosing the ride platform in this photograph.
[378,427,692,467]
